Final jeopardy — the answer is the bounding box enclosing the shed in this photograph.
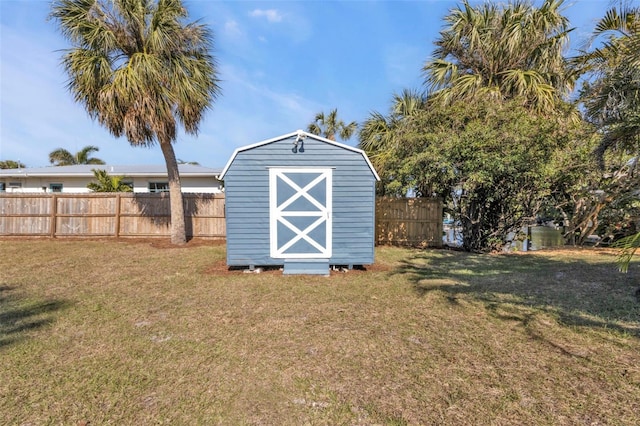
[220,130,380,275]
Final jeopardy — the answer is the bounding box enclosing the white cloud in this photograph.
[247,7,311,45]
[223,19,243,37]
[249,9,283,23]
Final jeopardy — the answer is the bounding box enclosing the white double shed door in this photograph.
[269,168,332,259]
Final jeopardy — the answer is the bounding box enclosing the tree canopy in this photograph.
[0,160,26,169]
[373,96,585,252]
[423,0,574,112]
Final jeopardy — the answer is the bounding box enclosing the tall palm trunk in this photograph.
[159,137,186,244]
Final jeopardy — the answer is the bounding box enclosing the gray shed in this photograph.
[220,130,380,275]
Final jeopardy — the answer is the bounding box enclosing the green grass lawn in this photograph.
[1,239,639,425]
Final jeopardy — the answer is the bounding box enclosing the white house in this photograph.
[0,164,223,193]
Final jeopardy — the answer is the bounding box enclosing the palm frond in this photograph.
[49,148,76,166]
[612,231,640,273]
[392,89,428,117]
[307,123,321,136]
[423,59,459,92]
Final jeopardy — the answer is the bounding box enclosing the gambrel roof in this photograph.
[220,130,380,181]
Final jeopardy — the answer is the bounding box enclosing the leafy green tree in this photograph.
[423,0,574,112]
[534,121,626,246]
[0,160,26,169]
[385,96,582,252]
[87,169,132,192]
[307,108,357,141]
[50,0,220,245]
[49,145,105,166]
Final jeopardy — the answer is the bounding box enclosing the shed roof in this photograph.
[219,130,380,180]
[0,164,222,178]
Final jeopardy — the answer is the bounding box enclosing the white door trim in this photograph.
[269,168,332,259]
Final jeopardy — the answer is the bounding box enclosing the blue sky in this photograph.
[1,0,610,169]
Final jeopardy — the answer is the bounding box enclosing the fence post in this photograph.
[49,194,57,238]
[114,193,121,237]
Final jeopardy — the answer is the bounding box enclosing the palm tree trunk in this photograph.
[159,137,187,245]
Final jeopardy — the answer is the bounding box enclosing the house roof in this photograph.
[219,129,380,180]
[0,164,222,178]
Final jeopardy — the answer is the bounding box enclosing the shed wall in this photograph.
[224,135,376,267]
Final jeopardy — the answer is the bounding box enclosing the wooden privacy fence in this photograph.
[0,194,442,245]
[0,193,225,239]
[375,197,443,247]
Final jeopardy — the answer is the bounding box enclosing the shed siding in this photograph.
[224,135,376,267]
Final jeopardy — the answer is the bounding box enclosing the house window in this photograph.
[149,182,169,193]
[49,183,63,193]
[8,182,22,191]
[122,181,134,191]
[0,183,5,192]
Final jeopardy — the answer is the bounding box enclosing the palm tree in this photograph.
[575,4,640,272]
[307,108,357,141]
[87,169,133,192]
[177,159,200,165]
[50,0,220,244]
[423,0,574,112]
[575,4,640,166]
[49,145,105,166]
[0,160,26,169]
[578,3,640,70]
[358,89,427,187]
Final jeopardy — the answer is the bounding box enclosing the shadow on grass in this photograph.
[0,286,70,348]
[393,250,640,337]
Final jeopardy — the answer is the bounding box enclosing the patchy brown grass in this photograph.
[0,240,639,425]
